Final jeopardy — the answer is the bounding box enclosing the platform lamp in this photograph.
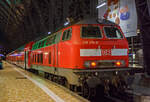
[96,0,106,9]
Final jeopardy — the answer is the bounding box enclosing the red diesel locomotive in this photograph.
[7,19,130,97]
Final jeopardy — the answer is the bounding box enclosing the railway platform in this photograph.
[0,61,89,102]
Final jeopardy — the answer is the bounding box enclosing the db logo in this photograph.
[101,49,111,56]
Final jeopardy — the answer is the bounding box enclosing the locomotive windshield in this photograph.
[81,26,102,38]
[104,26,123,39]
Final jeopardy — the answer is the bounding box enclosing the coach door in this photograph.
[24,51,28,69]
[55,31,62,68]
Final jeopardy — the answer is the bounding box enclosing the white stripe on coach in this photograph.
[80,49,101,56]
[111,49,128,56]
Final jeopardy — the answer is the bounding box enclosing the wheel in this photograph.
[64,79,71,89]
[44,72,49,79]
[82,83,90,99]
[48,74,54,81]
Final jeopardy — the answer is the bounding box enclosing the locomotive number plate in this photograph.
[101,49,111,56]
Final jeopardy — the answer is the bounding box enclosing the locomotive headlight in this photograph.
[115,60,125,67]
[91,62,97,67]
[115,61,121,66]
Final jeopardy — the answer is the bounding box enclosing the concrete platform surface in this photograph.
[0,61,88,102]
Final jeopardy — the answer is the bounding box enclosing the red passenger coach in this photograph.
[6,42,34,69]
[7,18,130,97]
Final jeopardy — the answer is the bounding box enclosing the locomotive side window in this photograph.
[62,28,72,41]
[104,27,123,39]
[35,54,37,63]
[81,26,102,38]
[62,31,67,40]
[46,35,56,46]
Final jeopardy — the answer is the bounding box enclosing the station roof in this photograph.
[0,0,25,51]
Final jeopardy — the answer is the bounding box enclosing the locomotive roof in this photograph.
[75,18,116,25]
[8,18,118,54]
[54,18,117,33]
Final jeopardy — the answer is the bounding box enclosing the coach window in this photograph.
[38,54,40,63]
[34,54,36,63]
[34,54,35,63]
[33,54,34,63]
[37,54,40,63]
[53,35,56,44]
[62,28,72,41]
[35,54,38,63]
[35,54,37,63]
[46,37,52,45]
[35,44,38,49]
[38,42,42,48]
[33,54,35,63]
[46,35,56,45]
[41,53,43,64]
[49,52,51,64]
[36,54,37,63]
[39,54,41,63]
[32,54,34,63]
[41,41,45,47]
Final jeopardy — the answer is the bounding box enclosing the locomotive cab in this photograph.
[71,24,129,69]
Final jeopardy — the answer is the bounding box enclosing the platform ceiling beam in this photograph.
[32,0,48,33]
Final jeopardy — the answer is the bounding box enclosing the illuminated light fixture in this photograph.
[137,29,140,34]
[21,52,24,54]
[48,32,51,34]
[0,54,4,56]
[64,21,69,26]
[91,62,97,67]
[96,2,106,8]
[115,61,121,66]
[38,51,42,53]
[44,52,48,55]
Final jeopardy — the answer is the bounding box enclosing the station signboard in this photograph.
[98,0,137,37]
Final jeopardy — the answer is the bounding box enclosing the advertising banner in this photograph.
[98,0,137,37]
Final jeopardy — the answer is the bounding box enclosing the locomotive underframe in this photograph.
[74,68,131,86]
[9,61,134,98]
[30,64,131,90]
